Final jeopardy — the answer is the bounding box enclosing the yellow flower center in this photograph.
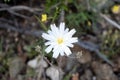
[41,14,47,22]
[87,21,92,26]
[57,38,64,44]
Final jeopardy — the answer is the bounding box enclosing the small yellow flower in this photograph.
[41,14,47,22]
[87,21,92,26]
[111,5,120,14]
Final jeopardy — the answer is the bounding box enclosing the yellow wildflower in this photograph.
[87,21,92,27]
[111,5,120,14]
[41,14,47,22]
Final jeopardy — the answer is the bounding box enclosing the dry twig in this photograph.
[0,3,42,18]
[0,5,42,13]
[100,13,120,30]
[0,22,43,37]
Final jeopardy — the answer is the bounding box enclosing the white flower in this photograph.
[42,22,78,58]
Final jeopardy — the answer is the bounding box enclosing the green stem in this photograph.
[35,16,48,31]
[52,8,59,23]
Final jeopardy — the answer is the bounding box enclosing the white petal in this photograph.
[64,29,76,38]
[45,41,56,46]
[60,51,64,56]
[69,29,76,35]
[59,47,65,56]
[68,37,78,43]
[53,51,59,58]
[47,30,53,36]
[50,24,56,32]
[45,45,53,53]
[48,29,57,38]
[59,22,65,33]
[53,45,59,52]
[63,46,72,56]
[42,33,54,41]
[45,41,51,46]
[65,43,74,47]
[50,24,59,36]
[65,28,69,33]
[50,24,56,29]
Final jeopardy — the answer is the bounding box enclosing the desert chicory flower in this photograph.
[42,22,78,58]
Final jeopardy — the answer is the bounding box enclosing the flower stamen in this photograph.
[57,38,64,44]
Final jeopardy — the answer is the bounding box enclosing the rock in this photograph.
[65,55,78,72]
[17,75,24,80]
[57,56,68,69]
[80,69,93,80]
[27,55,48,69]
[46,66,64,80]
[72,44,92,64]
[37,57,48,68]
[36,57,48,80]
[9,56,26,79]
[76,51,91,64]
[91,61,118,80]
[27,57,38,69]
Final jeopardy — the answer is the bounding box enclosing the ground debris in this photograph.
[9,56,26,80]
[91,61,118,80]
